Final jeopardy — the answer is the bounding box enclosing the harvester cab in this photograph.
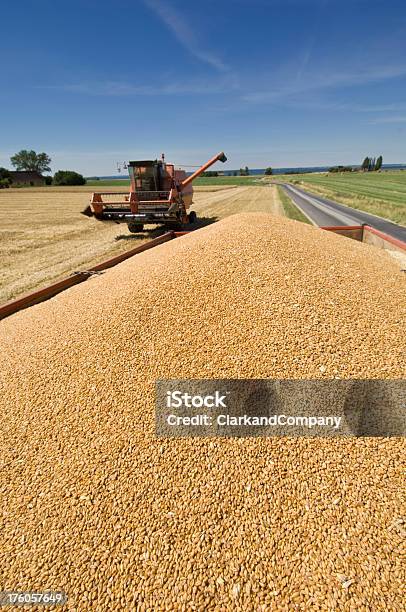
[82,151,227,232]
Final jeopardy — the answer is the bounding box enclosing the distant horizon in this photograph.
[87,162,406,179]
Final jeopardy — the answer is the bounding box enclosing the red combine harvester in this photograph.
[82,151,227,232]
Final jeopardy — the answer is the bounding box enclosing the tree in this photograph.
[201,170,218,177]
[375,155,383,171]
[361,156,370,171]
[328,165,353,173]
[264,167,273,175]
[0,167,11,189]
[10,150,51,173]
[0,167,11,180]
[245,166,250,176]
[53,170,86,186]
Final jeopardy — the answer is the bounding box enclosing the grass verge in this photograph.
[277,186,311,224]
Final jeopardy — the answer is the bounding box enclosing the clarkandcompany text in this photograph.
[167,414,342,429]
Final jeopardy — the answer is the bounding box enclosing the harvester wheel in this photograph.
[188,211,197,224]
[128,223,144,233]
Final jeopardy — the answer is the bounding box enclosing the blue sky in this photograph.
[1,0,406,174]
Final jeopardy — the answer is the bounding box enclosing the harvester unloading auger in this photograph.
[82,151,227,232]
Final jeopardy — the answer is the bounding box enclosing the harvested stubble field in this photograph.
[0,214,405,611]
[0,185,280,303]
[193,185,283,219]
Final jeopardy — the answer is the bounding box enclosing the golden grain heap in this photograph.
[0,213,405,611]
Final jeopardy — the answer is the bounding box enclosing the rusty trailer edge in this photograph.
[321,224,406,252]
[0,231,181,321]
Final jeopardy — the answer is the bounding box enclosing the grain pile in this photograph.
[0,213,405,611]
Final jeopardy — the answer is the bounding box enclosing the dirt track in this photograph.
[0,186,282,303]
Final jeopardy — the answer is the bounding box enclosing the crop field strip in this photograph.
[195,175,266,186]
[86,176,267,187]
[193,185,283,219]
[297,174,406,205]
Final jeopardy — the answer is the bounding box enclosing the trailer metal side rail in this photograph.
[321,224,406,253]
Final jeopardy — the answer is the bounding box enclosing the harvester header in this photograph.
[83,151,227,233]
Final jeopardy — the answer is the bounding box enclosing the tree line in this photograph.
[201,166,255,177]
[328,155,383,173]
[0,150,86,188]
[201,166,274,177]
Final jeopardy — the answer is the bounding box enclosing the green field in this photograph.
[86,179,130,187]
[194,175,266,186]
[272,171,406,225]
[86,175,266,188]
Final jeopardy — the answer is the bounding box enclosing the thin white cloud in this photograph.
[369,115,406,124]
[276,100,406,113]
[243,64,406,103]
[144,0,228,72]
[43,75,238,97]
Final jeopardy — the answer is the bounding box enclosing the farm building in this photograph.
[10,171,45,186]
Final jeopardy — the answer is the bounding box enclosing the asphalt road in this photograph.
[281,183,406,243]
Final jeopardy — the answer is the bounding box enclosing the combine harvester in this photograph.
[82,151,227,231]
